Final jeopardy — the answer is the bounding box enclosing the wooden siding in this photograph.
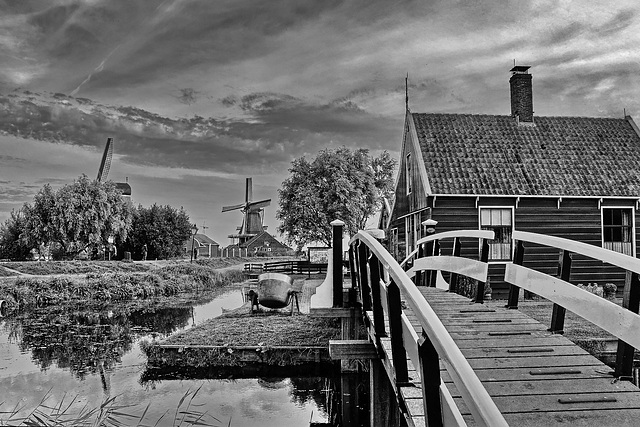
[392,124,429,221]
[429,196,637,299]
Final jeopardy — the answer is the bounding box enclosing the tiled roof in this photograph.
[412,113,640,196]
[194,234,219,245]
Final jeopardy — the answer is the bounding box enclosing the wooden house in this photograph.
[184,233,220,258]
[386,65,640,298]
[224,230,291,256]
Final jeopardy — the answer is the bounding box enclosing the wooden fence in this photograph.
[244,260,327,276]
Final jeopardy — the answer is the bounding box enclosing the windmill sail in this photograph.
[223,177,271,244]
[97,138,113,182]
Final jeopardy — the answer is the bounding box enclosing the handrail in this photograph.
[350,231,508,427]
[504,263,640,349]
[513,230,640,275]
[400,229,495,268]
[406,256,489,282]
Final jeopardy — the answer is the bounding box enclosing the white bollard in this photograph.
[310,248,334,308]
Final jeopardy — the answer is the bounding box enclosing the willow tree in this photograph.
[277,147,396,250]
[22,174,133,259]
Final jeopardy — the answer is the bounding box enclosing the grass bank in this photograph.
[0,256,260,276]
[0,263,248,313]
[142,311,341,367]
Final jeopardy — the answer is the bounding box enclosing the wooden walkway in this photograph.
[394,288,640,427]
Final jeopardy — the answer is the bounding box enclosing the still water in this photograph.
[0,288,346,426]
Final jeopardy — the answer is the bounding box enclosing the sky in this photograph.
[1,0,640,247]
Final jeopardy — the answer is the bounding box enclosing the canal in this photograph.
[0,287,368,426]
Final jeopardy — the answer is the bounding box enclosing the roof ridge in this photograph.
[412,112,629,120]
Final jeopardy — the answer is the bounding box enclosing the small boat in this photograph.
[251,272,299,314]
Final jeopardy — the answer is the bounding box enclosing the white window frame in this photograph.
[478,206,515,262]
[601,206,636,257]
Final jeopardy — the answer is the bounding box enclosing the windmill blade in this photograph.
[245,177,253,203]
[97,137,113,182]
[246,198,271,210]
[222,203,246,213]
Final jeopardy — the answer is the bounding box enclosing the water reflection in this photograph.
[0,289,363,426]
[4,302,198,383]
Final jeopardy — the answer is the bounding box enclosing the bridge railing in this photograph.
[350,230,507,427]
[400,230,494,302]
[504,230,640,379]
[258,260,328,276]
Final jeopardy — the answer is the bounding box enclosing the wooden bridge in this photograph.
[329,228,640,426]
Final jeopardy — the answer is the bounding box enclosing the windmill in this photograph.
[97,137,114,182]
[222,177,270,245]
[96,137,131,196]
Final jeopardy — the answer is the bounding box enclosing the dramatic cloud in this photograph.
[1,0,640,244]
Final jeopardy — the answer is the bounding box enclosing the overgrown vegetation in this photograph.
[121,203,192,261]
[142,313,341,367]
[0,260,152,275]
[0,265,247,312]
[0,175,195,261]
[165,312,341,347]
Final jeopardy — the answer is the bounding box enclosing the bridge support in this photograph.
[615,271,640,379]
[331,219,345,308]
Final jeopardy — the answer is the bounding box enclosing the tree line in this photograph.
[1,147,396,260]
[0,175,192,261]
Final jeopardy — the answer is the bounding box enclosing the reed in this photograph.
[0,387,226,426]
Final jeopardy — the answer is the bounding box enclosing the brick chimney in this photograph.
[510,65,533,123]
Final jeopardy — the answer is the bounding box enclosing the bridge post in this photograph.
[387,279,408,384]
[422,219,438,287]
[357,243,372,312]
[418,329,443,427]
[369,252,387,339]
[348,244,357,292]
[415,243,424,286]
[429,238,440,287]
[474,239,490,303]
[549,250,571,333]
[615,271,640,379]
[506,240,525,309]
[448,237,461,293]
[331,219,345,308]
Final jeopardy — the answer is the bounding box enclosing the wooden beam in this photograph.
[310,307,358,318]
[329,340,378,360]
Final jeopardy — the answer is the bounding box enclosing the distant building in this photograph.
[223,230,290,256]
[115,182,132,197]
[184,233,220,258]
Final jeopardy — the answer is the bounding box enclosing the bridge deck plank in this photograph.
[396,287,640,427]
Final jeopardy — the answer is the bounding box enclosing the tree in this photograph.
[0,209,32,260]
[124,204,192,260]
[21,175,133,259]
[276,147,396,250]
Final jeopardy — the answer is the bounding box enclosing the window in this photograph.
[602,208,634,256]
[406,153,412,195]
[479,207,513,261]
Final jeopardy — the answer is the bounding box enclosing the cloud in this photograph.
[0,90,399,181]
